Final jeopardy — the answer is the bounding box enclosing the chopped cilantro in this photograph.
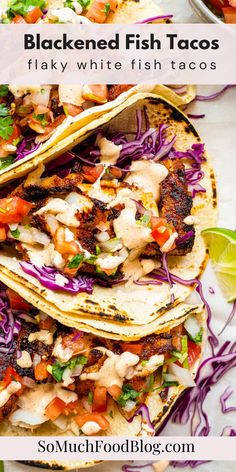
[0,86,9,98]
[137,214,151,227]
[9,0,46,16]
[10,228,20,239]
[103,2,111,15]
[32,113,48,128]
[141,360,148,367]
[51,355,87,382]
[0,156,14,170]
[143,373,155,393]
[118,384,140,407]
[0,116,14,140]
[87,255,97,265]
[162,380,179,387]
[95,244,101,255]
[67,254,84,269]
[0,104,10,117]
[88,391,93,405]
[64,0,90,9]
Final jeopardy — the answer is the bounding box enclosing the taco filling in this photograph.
[0,285,203,435]
[0,106,204,296]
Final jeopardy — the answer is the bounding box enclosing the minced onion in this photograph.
[184,316,201,341]
[169,364,196,387]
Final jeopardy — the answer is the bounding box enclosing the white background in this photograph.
[3,0,236,471]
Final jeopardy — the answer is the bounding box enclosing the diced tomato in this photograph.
[54,227,80,256]
[63,103,83,117]
[0,196,32,225]
[209,0,229,11]
[11,15,27,23]
[187,340,201,369]
[82,164,104,183]
[3,366,23,390]
[82,85,108,104]
[92,386,107,413]
[62,332,86,355]
[34,360,51,381]
[75,413,109,431]
[86,0,116,22]
[6,288,30,311]
[64,401,85,415]
[45,397,66,421]
[0,226,7,242]
[63,265,79,278]
[151,217,176,250]
[121,343,143,355]
[24,7,43,23]
[222,6,236,22]
[39,316,55,330]
[107,384,122,400]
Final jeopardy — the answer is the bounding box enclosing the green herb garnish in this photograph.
[51,355,87,383]
[32,113,48,128]
[0,156,14,170]
[67,253,84,269]
[181,335,189,369]
[0,86,9,98]
[0,104,10,117]
[188,327,203,345]
[0,116,14,140]
[88,391,93,405]
[10,228,20,239]
[118,384,140,407]
[9,0,46,16]
[103,2,111,15]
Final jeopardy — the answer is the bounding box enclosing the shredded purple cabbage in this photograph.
[15,136,40,162]
[0,285,21,354]
[218,300,236,336]
[136,14,173,24]
[187,113,205,120]
[220,386,236,414]
[122,465,150,472]
[208,286,215,294]
[128,403,155,434]
[195,85,236,102]
[20,262,95,295]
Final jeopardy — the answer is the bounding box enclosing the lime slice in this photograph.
[202,227,236,302]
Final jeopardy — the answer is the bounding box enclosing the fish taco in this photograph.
[0,284,205,439]
[0,0,195,183]
[0,93,216,339]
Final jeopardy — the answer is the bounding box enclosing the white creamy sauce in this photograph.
[183,215,199,225]
[35,193,93,228]
[113,198,153,250]
[28,330,54,345]
[80,349,139,388]
[0,381,21,408]
[125,160,168,201]
[160,232,178,253]
[96,136,122,166]
[55,273,68,287]
[132,354,164,378]
[96,253,126,271]
[81,421,102,435]
[49,7,91,23]
[59,85,84,106]
[17,351,32,369]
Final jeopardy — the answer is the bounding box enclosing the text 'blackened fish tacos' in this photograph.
[0,93,216,339]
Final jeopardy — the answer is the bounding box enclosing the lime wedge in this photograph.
[202,227,236,302]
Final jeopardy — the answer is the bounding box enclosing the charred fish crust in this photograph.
[90,199,107,211]
[108,304,119,310]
